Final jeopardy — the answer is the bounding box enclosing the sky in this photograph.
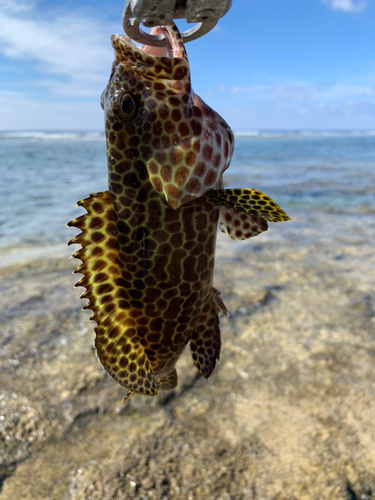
[0,0,375,131]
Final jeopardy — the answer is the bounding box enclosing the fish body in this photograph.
[68,25,289,399]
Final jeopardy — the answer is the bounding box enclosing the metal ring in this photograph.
[122,5,218,47]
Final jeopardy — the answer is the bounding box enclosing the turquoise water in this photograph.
[0,131,374,250]
[229,134,375,214]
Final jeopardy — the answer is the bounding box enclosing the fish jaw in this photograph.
[100,23,234,210]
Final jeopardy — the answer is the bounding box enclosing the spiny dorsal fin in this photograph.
[67,191,157,397]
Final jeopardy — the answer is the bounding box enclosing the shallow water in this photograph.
[0,135,107,250]
[0,130,374,260]
[229,134,375,214]
[1,131,375,498]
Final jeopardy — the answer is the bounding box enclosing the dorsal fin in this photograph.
[68,191,157,397]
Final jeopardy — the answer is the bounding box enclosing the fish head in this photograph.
[101,24,234,209]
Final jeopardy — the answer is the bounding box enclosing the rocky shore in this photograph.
[0,208,374,500]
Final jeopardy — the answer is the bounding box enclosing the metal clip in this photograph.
[122,0,231,46]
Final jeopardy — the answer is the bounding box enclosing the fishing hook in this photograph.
[122,0,231,46]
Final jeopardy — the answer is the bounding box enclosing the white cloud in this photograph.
[271,81,375,100]
[0,90,103,129]
[222,79,375,103]
[204,76,375,129]
[0,0,35,13]
[321,0,368,12]
[0,0,115,96]
[229,84,273,99]
[219,100,375,130]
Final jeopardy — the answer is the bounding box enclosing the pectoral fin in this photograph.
[219,206,269,241]
[205,188,290,223]
[67,191,157,397]
[190,288,225,378]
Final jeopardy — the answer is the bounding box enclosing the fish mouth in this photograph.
[139,25,185,58]
[111,24,189,79]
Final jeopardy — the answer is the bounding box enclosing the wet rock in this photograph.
[0,211,374,499]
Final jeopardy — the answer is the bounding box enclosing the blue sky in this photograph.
[0,0,374,131]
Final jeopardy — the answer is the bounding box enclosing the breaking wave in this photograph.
[0,131,105,141]
[233,130,375,138]
[1,130,374,141]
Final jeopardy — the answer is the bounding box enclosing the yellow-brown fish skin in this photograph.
[68,24,290,399]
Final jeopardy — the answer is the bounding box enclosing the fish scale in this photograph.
[68,23,290,400]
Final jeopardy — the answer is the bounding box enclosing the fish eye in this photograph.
[115,92,138,121]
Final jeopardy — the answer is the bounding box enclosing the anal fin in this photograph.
[155,368,178,390]
[190,288,224,378]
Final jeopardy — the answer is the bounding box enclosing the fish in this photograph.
[68,24,290,400]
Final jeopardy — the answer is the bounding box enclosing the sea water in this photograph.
[0,130,374,265]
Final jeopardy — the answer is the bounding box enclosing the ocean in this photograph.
[0,130,374,266]
[1,131,375,496]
